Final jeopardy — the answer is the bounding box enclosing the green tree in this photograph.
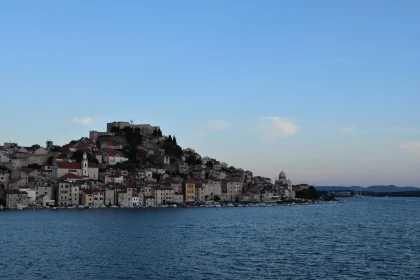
[185,155,198,165]
[71,151,98,163]
[110,126,122,134]
[152,173,161,181]
[47,156,54,165]
[296,186,318,199]
[158,129,162,137]
[27,163,41,170]
[153,127,158,136]
[128,143,138,162]
[172,136,177,145]
[162,137,183,159]
[31,144,40,150]
[206,161,213,168]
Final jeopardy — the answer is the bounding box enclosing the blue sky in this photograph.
[1,0,419,186]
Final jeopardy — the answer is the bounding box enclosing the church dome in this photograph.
[279,170,286,179]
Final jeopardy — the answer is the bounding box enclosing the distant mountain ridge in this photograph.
[315,185,420,193]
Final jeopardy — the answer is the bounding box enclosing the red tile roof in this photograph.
[58,173,82,181]
[56,161,98,169]
[56,161,80,169]
[22,168,36,174]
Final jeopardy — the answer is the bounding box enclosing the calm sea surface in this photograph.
[1,198,420,280]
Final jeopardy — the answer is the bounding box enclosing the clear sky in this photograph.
[1,0,419,187]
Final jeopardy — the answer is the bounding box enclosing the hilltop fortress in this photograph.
[90,121,161,141]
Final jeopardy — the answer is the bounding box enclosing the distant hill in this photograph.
[315,185,420,193]
[315,186,361,192]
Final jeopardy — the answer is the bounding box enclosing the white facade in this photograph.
[162,155,170,165]
[154,188,175,205]
[145,197,155,207]
[225,181,243,201]
[131,196,139,206]
[20,188,36,204]
[104,175,124,184]
[104,153,128,166]
[57,182,79,206]
[145,170,153,178]
[52,155,99,180]
[202,180,222,201]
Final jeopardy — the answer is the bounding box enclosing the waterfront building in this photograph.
[4,190,29,209]
[185,180,195,202]
[56,181,79,206]
[202,179,222,201]
[117,191,130,206]
[36,194,55,207]
[194,183,205,202]
[173,193,183,204]
[104,188,116,206]
[274,171,295,199]
[154,187,175,205]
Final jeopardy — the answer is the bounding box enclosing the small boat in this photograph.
[16,204,24,210]
[0,205,3,210]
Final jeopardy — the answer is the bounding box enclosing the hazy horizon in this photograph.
[1,1,419,187]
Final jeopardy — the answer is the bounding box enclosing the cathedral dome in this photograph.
[279,170,286,179]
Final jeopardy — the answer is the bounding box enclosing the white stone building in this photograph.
[52,153,99,180]
[154,188,175,205]
[202,179,222,201]
[104,174,124,184]
[103,151,128,166]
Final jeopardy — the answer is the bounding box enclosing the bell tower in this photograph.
[82,152,88,177]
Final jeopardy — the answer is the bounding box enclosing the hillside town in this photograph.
[0,121,314,209]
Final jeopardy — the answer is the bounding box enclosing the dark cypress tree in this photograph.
[168,135,173,142]
[172,136,177,145]
[153,127,158,136]
[158,129,162,137]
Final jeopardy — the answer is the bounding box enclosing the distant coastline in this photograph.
[316,185,420,197]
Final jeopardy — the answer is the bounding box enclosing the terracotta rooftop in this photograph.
[58,173,82,181]
[21,168,36,174]
[56,161,98,169]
